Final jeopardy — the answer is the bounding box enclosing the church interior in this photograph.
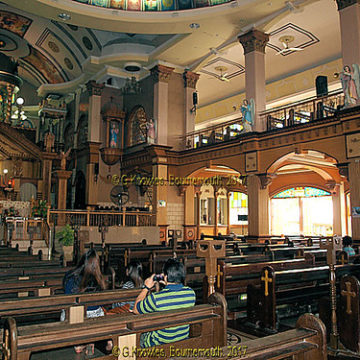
[0,0,360,358]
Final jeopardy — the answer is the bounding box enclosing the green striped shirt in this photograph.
[136,283,196,348]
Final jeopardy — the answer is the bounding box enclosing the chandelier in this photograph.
[121,76,141,95]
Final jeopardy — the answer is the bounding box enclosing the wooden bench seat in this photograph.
[0,268,115,300]
[247,263,360,332]
[0,288,141,327]
[2,293,226,360]
[193,313,326,360]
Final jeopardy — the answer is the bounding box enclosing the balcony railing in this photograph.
[183,90,345,150]
[184,117,244,150]
[48,208,155,227]
[262,90,345,131]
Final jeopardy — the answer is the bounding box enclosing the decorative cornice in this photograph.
[150,65,174,83]
[336,162,349,180]
[86,80,105,96]
[336,0,360,11]
[238,29,270,55]
[183,71,200,88]
[258,173,274,189]
[325,180,336,192]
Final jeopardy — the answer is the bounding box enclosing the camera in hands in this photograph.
[153,274,164,282]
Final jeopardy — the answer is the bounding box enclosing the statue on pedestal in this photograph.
[340,64,360,107]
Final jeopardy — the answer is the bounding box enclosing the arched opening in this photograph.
[271,186,333,236]
[20,182,37,202]
[268,150,348,236]
[74,171,86,210]
[187,165,247,236]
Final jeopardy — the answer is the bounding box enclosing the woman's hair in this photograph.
[126,260,143,287]
[69,249,107,292]
[343,235,353,247]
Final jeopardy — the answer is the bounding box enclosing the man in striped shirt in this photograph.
[133,258,196,348]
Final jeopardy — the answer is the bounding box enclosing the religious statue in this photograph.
[59,148,71,170]
[109,122,119,148]
[340,64,360,107]
[146,118,156,144]
[44,131,55,152]
[240,99,255,132]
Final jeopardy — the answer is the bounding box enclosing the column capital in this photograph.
[86,80,105,96]
[54,169,72,180]
[257,173,274,189]
[238,29,270,55]
[336,0,360,11]
[150,65,174,83]
[183,71,200,88]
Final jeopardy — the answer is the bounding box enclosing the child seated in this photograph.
[112,260,143,311]
[343,235,355,256]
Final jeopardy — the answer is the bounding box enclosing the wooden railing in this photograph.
[262,90,345,131]
[48,208,155,227]
[184,117,244,150]
[4,218,48,245]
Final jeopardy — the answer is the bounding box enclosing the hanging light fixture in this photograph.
[0,53,22,124]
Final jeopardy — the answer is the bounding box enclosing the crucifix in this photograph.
[196,240,225,296]
[341,281,356,315]
[320,235,343,349]
[261,269,273,297]
[98,223,108,249]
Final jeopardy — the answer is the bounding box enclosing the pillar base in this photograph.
[183,225,196,242]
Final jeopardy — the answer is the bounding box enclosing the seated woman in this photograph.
[112,260,143,311]
[343,235,356,256]
[62,249,107,354]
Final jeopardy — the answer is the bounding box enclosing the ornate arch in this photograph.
[126,106,147,147]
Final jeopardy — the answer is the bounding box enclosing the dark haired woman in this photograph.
[62,249,107,354]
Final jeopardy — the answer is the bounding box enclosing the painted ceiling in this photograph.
[0,0,343,124]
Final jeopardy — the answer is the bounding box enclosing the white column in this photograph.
[183,71,200,135]
[86,81,104,143]
[337,0,360,66]
[239,29,269,132]
[151,65,174,146]
[247,174,271,236]
[332,182,347,236]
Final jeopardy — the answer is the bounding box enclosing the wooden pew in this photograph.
[208,257,315,317]
[1,292,227,360]
[0,268,115,300]
[0,288,141,325]
[247,263,360,333]
[193,313,326,360]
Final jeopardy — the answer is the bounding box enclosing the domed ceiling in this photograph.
[71,0,232,11]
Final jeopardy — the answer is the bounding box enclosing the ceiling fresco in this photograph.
[71,0,232,11]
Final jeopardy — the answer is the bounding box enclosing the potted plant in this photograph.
[56,224,74,263]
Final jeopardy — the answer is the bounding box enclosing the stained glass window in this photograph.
[273,186,331,199]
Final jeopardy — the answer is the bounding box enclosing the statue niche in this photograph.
[100,99,125,166]
[127,106,155,147]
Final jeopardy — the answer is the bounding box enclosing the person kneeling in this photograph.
[133,258,196,348]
